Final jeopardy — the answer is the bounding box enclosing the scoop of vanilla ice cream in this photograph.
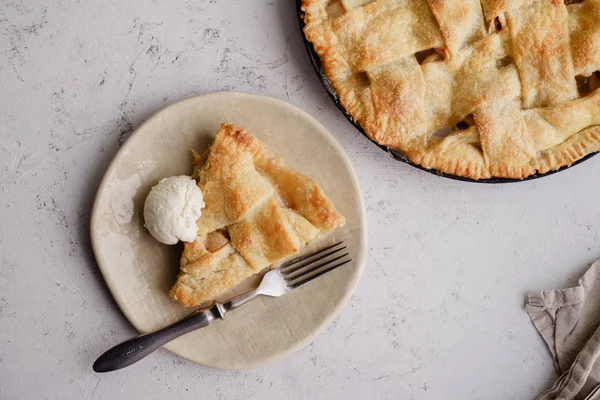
[143,176,205,245]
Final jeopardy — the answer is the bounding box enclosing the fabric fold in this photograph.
[526,260,600,400]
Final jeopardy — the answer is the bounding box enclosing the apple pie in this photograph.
[170,123,345,306]
[302,0,600,179]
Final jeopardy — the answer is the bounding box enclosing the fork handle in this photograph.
[93,306,223,373]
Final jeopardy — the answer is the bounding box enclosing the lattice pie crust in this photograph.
[302,0,600,179]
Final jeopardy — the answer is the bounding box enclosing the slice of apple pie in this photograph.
[170,123,345,307]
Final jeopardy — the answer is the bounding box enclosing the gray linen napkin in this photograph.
[526,260,600,400]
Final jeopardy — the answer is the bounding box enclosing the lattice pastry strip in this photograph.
[568,0,600,77]
[475,101,537,177]
[305,0,444,74]
[506,0,578,108]
[425,0,486,57]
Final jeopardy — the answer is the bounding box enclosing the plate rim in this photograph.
[90,91,368,369]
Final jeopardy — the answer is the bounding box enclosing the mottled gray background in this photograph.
[1,0,599,399]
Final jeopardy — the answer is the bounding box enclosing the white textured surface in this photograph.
[1,0,599,399]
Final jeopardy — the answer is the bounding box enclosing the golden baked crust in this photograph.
[302,0,600,179]
[170,123,345,306]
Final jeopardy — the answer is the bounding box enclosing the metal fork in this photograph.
[93,241,351,373]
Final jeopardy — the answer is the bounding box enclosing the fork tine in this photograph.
[280,241,344,270]
[288,258,352,288]
[282,245,347,275]
[284,252,350,280]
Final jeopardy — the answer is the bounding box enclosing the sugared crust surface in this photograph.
[302,0,600,179]
[170,123,345,306]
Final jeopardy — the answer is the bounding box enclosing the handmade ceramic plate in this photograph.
[90,92,367,369]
